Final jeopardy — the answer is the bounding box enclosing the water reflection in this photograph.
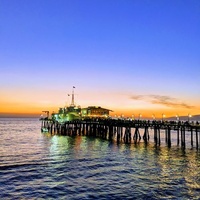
[1,117,199,199]
[46,134,200,197]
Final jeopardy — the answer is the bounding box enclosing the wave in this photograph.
[0,162,45,171]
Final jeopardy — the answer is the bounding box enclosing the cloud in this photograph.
[130,95,144,100]
[130,94,194,109]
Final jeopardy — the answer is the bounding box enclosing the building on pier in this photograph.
[51,87,81,122]
[52,106,112,122]
[81,106,113,118]
[49,87,112,122]
[52,106,81,122]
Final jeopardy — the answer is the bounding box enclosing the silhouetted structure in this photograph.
[40,118,200,150]
[50,87,112,122]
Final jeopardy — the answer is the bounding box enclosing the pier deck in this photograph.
[41,118,200,149]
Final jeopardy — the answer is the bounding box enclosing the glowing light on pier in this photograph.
[162,114,166,121]
[188,114,192,122]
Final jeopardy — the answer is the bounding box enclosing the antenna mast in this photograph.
[71,86,75,106]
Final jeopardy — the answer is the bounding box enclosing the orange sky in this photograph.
[0,88,199,119]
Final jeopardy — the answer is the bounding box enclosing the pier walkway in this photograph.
[41,118,200,149]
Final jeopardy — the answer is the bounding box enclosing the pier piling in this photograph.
[40,118,200,149]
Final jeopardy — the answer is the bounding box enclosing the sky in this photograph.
[0,0,200,118]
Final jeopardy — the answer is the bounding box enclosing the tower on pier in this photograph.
[70,86,75,107]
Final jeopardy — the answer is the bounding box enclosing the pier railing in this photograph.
[40,118,200,149]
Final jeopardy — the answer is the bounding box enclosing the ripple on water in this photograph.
[0,118,200,199]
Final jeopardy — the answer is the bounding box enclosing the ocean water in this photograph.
[0,118,200,199]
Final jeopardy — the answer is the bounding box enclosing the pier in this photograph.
[41,118,200,149]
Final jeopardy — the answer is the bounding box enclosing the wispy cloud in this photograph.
[130,94,194,109]
[131,95,144,100]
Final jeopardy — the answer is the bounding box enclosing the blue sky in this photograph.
[0,0,200,117]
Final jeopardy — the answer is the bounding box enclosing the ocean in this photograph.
[0,118,200,199]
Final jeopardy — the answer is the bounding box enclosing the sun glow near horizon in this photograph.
[0,88,199,119]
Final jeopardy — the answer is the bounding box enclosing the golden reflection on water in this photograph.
[46,134,200,195]
[2,118,200,199]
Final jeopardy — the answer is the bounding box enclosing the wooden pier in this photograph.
[41,118,200,149]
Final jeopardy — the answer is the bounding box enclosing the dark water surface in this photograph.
[0,118,200,199]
